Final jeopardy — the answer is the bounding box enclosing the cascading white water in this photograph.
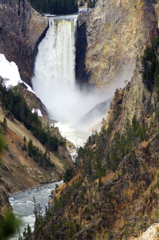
[32,15,109,147]
[43,18,75,86]
[32,16,78,122]
[9,181,63,240]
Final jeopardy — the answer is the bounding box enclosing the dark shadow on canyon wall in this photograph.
[75,21,89,85]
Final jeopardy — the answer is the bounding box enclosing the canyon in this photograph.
[27,29,159,239]
[1,0,159,89]
[1,0,159,239]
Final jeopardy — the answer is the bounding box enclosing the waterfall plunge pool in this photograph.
[31,15,107,148]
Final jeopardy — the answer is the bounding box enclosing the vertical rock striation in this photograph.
[77,0,158,88]
[0,0,48,86]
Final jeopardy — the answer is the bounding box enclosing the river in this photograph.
[9,181,63,240]
[8,13,102,240]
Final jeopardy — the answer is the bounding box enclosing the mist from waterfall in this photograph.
[32,16,108,127]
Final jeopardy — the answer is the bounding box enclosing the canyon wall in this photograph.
[1,0,158,89]
[77,0,158,88]
[30,30,159,240]
[0,0,48,86]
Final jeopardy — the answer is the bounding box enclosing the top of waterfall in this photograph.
[46,14,78,21]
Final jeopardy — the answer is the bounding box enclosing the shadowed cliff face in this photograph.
[31,33,159,240]
[76,21,89,85]
[0,0,48,86]
[77,0,157,88]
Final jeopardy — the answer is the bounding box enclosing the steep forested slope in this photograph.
[76,0,159,88]
[24,28,159,240]
[0,77,73,212]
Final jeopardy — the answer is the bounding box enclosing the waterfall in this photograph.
[32,15,109,143]
[32,16,78,122]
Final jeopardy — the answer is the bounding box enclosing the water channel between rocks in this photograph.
[9,180,63,240]
[8,13,99,240]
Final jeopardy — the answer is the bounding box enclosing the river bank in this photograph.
[9,180,63,240]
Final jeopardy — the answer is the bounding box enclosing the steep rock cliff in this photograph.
[104,37,158,139]
[16,83,51,123]
[0,0,48,86]
[25,29,159,240]
[0,188,11,214]
[77,0,157,88]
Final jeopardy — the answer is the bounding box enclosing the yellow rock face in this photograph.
[103,44,157,139]
[129,223,159,240]
[0,0,49,85]
[85,0,157,88]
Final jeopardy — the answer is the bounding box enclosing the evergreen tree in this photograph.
[2,118,7,133]
[28,139,33,157]
[28,0,79,15]
[79,0,84,7]
[98,170,102,189]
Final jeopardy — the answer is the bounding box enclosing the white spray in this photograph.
[32,16,108,126]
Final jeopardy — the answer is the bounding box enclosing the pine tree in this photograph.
[28,139,33,157]
[2,117,7,133]
[98,170,102,189]
[28,0,79,15]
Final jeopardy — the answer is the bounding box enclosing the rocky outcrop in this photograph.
[28,134,159,240]
[104,45,157,138]
[77,97,112,128]
[58,144,73,166]
[130,223,159,240]
[0,187,11,214]
[0,0,48,86]
[18,83,50,123]
[0,101,73,195]
[77,0,157,87]
[25,28,159,240]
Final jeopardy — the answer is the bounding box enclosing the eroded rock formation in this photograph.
[0,0,48,86]
[26,29,159,240]
[77,0,158,88]
[0,187,11,214]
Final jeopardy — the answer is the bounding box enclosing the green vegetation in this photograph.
[78,115,148,178]
[22,176,84,239]
[1,118,7,134]
[0,77,63,153]
[142,35,159,98]
[64,167,74,182]
[106,116,147,171]
[22,224,31,239]
[27,0,78,15]
[0,135,5,160]
[87,0,97,8]
[21,110,155,239]
[0,134,21,240]
[27,139,55,169]
[19,30,159,240]
[0,77,68,169]
[0,211,21,240]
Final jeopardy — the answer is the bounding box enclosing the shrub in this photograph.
[64,167,74,182]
